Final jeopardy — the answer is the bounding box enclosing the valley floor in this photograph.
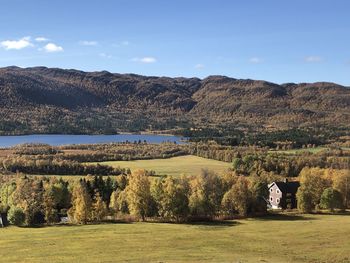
[1,213,349,262]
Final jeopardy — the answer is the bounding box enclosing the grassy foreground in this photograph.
[95,155,231,176]
[1,214,349,263]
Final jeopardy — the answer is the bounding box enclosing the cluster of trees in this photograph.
[0,170,271,226]
[296,168,350,212]
[1,156,125,176]
[6,143,190,163]
[0,174,123,226]
[60,143,189,162]
[232,151,350,177]
[178,127,349,148]
[190,142,266,163]
[13,143,63,155]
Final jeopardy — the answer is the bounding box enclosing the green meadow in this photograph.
[94,155,231,176]
[1,213,349,262]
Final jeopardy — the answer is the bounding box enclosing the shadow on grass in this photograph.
[256,213,316,221]
[185,220,240,227]
[20,219,133,228]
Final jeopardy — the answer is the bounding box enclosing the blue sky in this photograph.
[0,0,349,85]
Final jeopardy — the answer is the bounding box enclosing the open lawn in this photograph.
[0,214,349,262]
[94,155,231,176]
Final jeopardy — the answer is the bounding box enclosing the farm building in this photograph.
[268,179,300,209]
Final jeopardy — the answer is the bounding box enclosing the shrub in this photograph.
[320,188,343,212]
[8,207,25,226]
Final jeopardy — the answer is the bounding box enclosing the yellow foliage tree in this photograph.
[126,169,151,221]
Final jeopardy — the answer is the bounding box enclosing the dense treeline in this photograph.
[231,151,350,177]
[12,143,63,155]
[0,170,271,226]
[1,142,349,178]
[1,167,349,227]
[177,127,350,148]
[1,156,125,176]
[296,168,350,212]
[193,142,350,177]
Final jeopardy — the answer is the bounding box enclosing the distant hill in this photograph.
[0,66,349,135]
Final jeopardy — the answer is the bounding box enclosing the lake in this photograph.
[0,134,187,148]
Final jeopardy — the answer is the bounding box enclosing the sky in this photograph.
[0,0,349,85]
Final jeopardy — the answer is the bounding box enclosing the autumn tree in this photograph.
[43,184,59,224]
[68,180,92,224]
[126,169,151,221]
[12,177,45,226]
[7,206,25,226]
[221,176,252,217]
[92,191,107,222]
[299,168,332,208]
[333,170,350,208]
[296,186,314,213]
[152,176,189,222]
[188,170,224,218]
[320,188,343,212]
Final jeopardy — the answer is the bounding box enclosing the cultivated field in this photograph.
[0,214,349,262]
[94,155,231,176]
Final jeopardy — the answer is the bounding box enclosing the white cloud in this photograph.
[195,63,205,69]
[112,41,130,48]
[132,57,157,63]
[249,57,263,64]
[0,36,33,50]
[35,37,49,42]
[99,52,112,59]
[43,43,63,52]
[80,40,98,46]
[305,56,323,63]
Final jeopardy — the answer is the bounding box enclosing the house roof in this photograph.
[269,181,300,194]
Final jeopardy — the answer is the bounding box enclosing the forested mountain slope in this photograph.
[0,66,349,135]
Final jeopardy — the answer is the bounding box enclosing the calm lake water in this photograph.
[0,134,187,148]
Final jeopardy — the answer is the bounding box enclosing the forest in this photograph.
[0,167,349,226]
[0,142,349,226]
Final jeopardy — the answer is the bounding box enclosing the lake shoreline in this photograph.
[0,134,187,148]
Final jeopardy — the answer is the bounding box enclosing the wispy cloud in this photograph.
[35,37,49,42]
[99,52,112,59]
[132,56,157,63]
[195,63,205,69]
[0,36,33,50]
[113,40,130,48]
[80,40,98,46]
[249,57,263,64]
[305,56,323,63]
[43,43,63,52]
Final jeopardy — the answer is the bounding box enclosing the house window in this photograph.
[276,189,280,194]
[270,188,273,193]
[270,197,273,202]
[276,198,280,204]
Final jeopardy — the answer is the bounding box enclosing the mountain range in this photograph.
[0,66,349,135]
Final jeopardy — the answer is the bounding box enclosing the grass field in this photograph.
[268,147,327,154]
[1,214,349,262]
[269,147,350,155]
[94,155,231,176]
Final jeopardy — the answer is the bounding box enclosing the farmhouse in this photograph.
[268,179,300,209]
